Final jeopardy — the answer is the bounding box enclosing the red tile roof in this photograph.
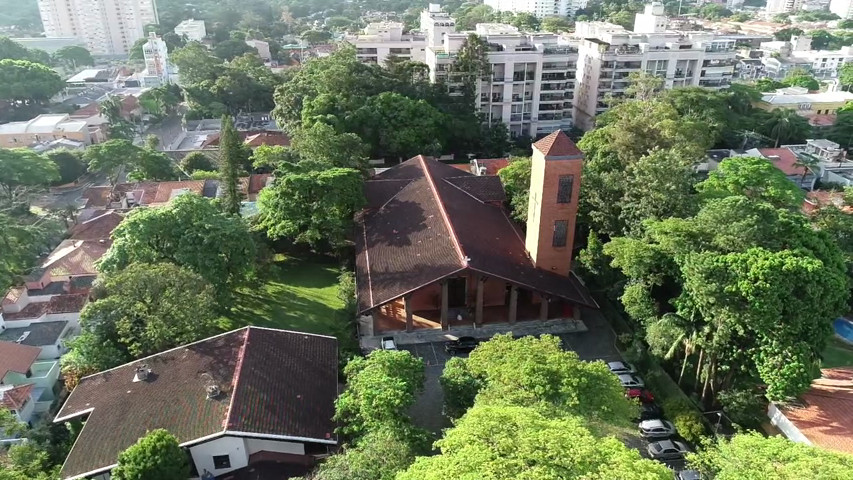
[450,163,471,172]
[778,367,853,455]
[475,158,510,176]
[55,327,338,480]
[805,190,853,214]
[355,156,596,313]
[151,181,206,205]
[1,384,34,410]
[81,186,112,208]
[758,148,806,176]
[532,130,583,158]
[2,287,24,306]
[0,342,40,379]
[70,211,123,242]
[41,240,109,278]
[244,131,290,147]
[809,114,837,127]
[70,102,101,118]
[2,294,87,321]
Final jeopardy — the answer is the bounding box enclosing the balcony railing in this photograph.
[512,72,536,82]
[543,47,578,55]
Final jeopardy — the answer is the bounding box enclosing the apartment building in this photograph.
[174,18,206,41]
[0,114,94,148]
[141,32,171,86]
[572,3,736,129]
[760,36,853,79]
[765,0,804,13]
[483,0,589,18]
[422,7,578,137]
[37,0,158,55]
[830,0,853,19]
[345,21,427,65]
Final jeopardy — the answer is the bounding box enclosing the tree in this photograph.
[127,149,176,182]
[0,60,64,105]
[250,145,298,171]
[761,108,812,147]
[180,151,214,173]
[348,92,447,159]
[774,27,804,41]
[688,433,853,479]
[827,111,853,148]
[306,427,425,480]
[44,149,86,185]
[782,72,820,91]
[98,194,256,297]
[171,42,221,84]
[300,30,332,45]
[334,350,425,439]
[397,405,672,480]
[212,39,256,61]
[697,155,804,209]
[0,213,60,292]
[257,165,365,248]
[453,4,496,30]
[100,95,137,140]
[0,37,35,61]
[83,139,140,184]
[0,148,59,202]
[291,122,370,170]
[452,33,491,89]
[112,429,189,480]
[219,115,243,215]
[540,16,574,32]
[840,63,853,90]
[497,157,531,222]
[52,46,94,70]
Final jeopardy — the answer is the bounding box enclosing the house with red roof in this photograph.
[1,384,37,428]
[0,341,59,419]
[355,131,596,334]
[769,367,853,456]
[54,327,338,480]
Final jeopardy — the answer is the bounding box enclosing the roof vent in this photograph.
[206,384,221,399]
[133,364,151,382]
[15,332,30,343]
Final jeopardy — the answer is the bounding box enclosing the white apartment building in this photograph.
[760,36,853,79]
[141,32,171,86]
[37,0,158,55]
[345,21,427,65]
[830,0,853,18]
[572,3,736,129]
[246,39,272,62]
[174,18,206,41]
[483,0,588,18]
[765,0,804,14]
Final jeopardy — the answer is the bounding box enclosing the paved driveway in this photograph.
[401,343,453,435]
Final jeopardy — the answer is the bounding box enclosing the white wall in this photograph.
[768,403,813,445]
[245,438,305,456]
[189,436,249,478]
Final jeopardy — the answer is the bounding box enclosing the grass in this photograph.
[822,337,853,368]
[224,254,357,352]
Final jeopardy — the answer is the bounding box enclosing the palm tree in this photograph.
[792,152,820,187]
[646,311,703,387]
[764,108,812,148]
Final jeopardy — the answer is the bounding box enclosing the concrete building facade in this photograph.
[830,0,853,19]
[765,0,804,13]
[37,0,158,55]
[141,32,171,86]
[174,18,206,41]
[345,21,427,65]
[483,0,589,18]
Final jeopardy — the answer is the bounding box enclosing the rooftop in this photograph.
[0,114,88,136]
[69,211,123,241]
[533,130,584,158]
[1,384,35,410]
[40,240,109,278]
[0,321,69,347]
[355,154,596,314]
[756,148,807,176]
[777,367,853,455]
[0,342,40,379]
[2,294,87,321]
[55,327,339,480]
[761,91,853,106]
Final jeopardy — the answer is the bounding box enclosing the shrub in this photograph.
[439,357,481,419]
[661,397,707,443]
[189,169,220,180]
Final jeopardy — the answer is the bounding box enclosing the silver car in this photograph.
[617,373,645,388]
[647,439,689,460]
[607,361,636,374]
[638,419,676,438]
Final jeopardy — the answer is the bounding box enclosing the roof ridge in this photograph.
[419,156,467,267]
[224,328,251,430]
[442,177,485,205]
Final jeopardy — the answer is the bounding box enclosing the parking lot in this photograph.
[398,310,692,470]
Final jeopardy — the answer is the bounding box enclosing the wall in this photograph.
[768,403,813,445]
[245,438,305,456]
[189,435,249,478]
[15,394,36,424]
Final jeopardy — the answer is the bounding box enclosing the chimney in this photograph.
[524,130,584,276]
[133,364,151,382]
[206,384,221,399]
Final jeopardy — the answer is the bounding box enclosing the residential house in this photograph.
[0,341,59,414]
[0,321,72,360]
[54,327,338,480]
[769,367,853,455]
[755,88,853,125]
[1,384,37,428]
[0,114,95,148]
[356,131,597,334]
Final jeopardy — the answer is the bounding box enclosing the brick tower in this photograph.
[524,130,584,276]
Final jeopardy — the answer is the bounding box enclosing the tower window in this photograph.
[557,175,574,203]
[552,220,568,247]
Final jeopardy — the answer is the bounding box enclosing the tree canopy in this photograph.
[52,46,94,70]
[0,148,59,202]
[98,194,256,297]
[112,429,189,480]
[0,60,64,105]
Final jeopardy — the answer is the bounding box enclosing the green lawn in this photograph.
[822,337,853,368]
[224,255,356,351]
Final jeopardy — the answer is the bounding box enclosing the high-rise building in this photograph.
[830,0,853,19]
[765,0,804,14]
[140,32,172,85]
[484,0,589,18]
[37,0,158,55]
[174,18,206,42]
[344,21,427,65]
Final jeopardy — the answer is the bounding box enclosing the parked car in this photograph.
[617,373,645,388]
[381,336,397,350]
[607,361,636,374]
[635,402,663,421]
[638,419,677,439]
[626,388,655,403]
[675,470,702,480]
[445,336,479,354]
[647,440,689,460]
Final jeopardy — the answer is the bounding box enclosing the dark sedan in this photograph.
[445,336,480,354]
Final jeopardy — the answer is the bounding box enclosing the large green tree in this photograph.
[761,108,811,148]
[688,433,853,479]
[0,60,64,105]
[306,427,425,480]
[112,430,189,480]
[497,156,531,222]
[0,148,59,202]
[397,405,672,480]
[696,155,804,209]
[291,122,370,170]
[98,194,256,297]
[43,149,86,185]
[219,115,243,215]
[256,165,364,248]
[52,46,94,70]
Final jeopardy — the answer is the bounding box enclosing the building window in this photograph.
[556,175,574,203]
[213,455,231,469]
[552,220,568,247]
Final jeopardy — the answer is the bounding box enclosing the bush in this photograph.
[189,169,220,180]
[661,397,707,443]
[439,357,481,419]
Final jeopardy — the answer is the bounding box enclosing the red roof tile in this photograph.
[532,130,583,158]
[243,131,290,147]
[70,211,123,242]
[805,190,853,214]
[1,384,34,410]
[758,148,805,176]
[55,327,338,479]
[81,186,112,208]
[475,158,510,175]
[151,181,206,205]
[809,114,837,127]
[2,294,87,321]
[2,287,24,306]
[0,342,40,379]
[42,240,109,278]
[778,367,853,455]
[450,163,470,172]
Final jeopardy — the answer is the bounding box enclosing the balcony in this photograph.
[543,63,570,71]
[615,62,642,70]
[538,113,563,121]
[356,48,378,55]
[699,79,731,88]
[543,46,578,55]
[541,84,567,91]
[703,59,737,68]
[511,93,533,102]
[510,113,533,122]
[540,94,566,102]
[541,73,566,82]
[512,72,536,82]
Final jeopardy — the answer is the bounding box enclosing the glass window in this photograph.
[552,220,568,247]
[213,455,231,469]
[557,175,574,203]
